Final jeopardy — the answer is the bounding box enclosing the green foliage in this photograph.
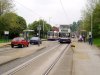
[93,3,100,37]
[71,20,82,32]
[0,12,27,38]
[71,22,77,32]
[81,0,100,38]
[0,0,13,15]
[93,38,100,47]
[28,19,52,38]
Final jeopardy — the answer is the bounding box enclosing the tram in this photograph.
[47,31,59,41]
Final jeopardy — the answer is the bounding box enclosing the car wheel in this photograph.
[40,41,42,44]
[21,44,24,48]
[11,44,14,48]
[60,42,62,43]
[27,45,29,47]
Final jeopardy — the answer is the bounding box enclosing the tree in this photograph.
[16,16,27,32]
[0,0,13,15]
[92,3,100,37]
[81,0,100,38]
[71,22,77,32]
[28,19,52,38]
[0,12,27,38]
[70,20,82,32]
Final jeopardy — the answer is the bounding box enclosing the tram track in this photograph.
[43,44,70,75]
[1,44,61,75]
[1,43,71,75]
[0,41,58,54]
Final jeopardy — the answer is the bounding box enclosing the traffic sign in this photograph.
[89,32,92,35]
[37,25,41,30]
[4,31,9,35]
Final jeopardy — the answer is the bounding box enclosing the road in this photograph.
[0,41,58,64]
[0,41,73,75]
[1,39,100,75]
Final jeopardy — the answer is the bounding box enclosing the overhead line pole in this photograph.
[91,13,93,38]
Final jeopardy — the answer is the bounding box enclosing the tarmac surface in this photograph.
[1,40,100,75]
[0,41,56,65]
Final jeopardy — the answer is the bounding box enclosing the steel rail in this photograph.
[43,44,70,75]
[0,43,58,54]
[1,44,61,75]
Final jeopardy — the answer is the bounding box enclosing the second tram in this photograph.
[47,31,59,41]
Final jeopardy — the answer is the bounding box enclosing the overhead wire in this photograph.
[13,0,43,18]
[14,0,60,26]
[59,0,70,23]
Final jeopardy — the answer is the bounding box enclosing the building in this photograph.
[52,26,59,32]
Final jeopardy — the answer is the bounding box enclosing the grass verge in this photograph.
[93,38,100,47]
[0,39,10,43]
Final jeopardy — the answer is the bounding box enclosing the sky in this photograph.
[14,0,87,26]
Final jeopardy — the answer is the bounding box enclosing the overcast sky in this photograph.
[14,0,87,26]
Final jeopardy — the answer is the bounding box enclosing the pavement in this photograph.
[0,42,11,48]
[72,41,100,75]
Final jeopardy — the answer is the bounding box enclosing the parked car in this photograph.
[11,37,29,48]
[59,37,71,44]
[30,37,42,45]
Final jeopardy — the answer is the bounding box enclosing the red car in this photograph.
[11,37,29,48]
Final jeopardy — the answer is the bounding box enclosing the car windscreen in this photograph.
[12,37,24,41]
[31,37,39,40]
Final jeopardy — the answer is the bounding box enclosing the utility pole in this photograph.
[91,13,93,38]
[0,1,3,15]
[49,17,52,31]
[43,19,44,38]
[37,25,41,46]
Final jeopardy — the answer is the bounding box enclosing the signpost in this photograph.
[4,31,9,42]
[4,31,9,35]
[37,25,41,38]
[37,25,41,46]
[89,32,92,35]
